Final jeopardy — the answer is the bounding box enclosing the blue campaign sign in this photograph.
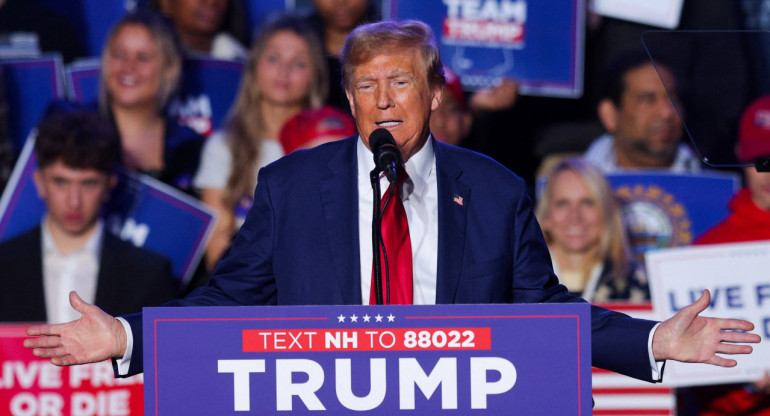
[78,0,129,56]
[0,56,64,150]
[168,58,244,137]
[386,0,584,97]
[0,138,215,284]
[145,303,591,415]
[0,138,46,236]
[606,172,739,256]
[66,59,101,103]
[102,170,215,284]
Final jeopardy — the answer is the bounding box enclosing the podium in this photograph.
[144,303,591,415]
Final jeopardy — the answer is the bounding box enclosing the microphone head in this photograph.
[369,128,402,182]
[369,128,396,151]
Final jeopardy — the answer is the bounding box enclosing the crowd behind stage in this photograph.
[1,0,770,414]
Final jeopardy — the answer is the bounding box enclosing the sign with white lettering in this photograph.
[592,0,684,29]
[0,325,144,416]
[145,303,591,415]
[385,0,584,97]
[169,58,244,137]
[646,241,770,386]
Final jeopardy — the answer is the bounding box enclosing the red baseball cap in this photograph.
[280,106,356,154]
[737,95,770,162]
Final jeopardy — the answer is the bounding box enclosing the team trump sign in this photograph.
[145,303,591,415]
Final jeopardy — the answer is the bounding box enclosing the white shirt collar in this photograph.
[42,217,104,258]
[584,133,700,174]
[355,134,435,196]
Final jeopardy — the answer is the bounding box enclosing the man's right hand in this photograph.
[24,291,127,366]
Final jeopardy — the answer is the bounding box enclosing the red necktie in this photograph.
[370,167,413,304]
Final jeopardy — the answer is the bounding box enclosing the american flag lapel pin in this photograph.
[453,193,464,206]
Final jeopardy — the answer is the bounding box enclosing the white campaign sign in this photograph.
[592,0,684,29]
[646,241,770,387]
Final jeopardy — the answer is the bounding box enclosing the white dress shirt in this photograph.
[42,218,102,324]
[357,136,438,304]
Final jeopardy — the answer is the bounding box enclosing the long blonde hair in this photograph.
[535,157,632,280]
[223,15,328,210]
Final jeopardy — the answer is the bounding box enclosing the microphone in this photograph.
[369,128,402,184]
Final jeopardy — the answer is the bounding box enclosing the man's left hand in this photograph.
[653,289,761,366]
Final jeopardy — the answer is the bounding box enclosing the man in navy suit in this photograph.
[25,20,759,381]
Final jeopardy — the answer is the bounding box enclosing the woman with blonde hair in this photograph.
[535,157,648,302]
[194,14,328,270]
[100,10,204,194]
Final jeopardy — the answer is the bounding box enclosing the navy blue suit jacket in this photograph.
[121,137,658,380]
[0,226,177,322]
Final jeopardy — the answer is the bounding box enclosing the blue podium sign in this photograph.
[386,0,584,97]
[144,303,591,415]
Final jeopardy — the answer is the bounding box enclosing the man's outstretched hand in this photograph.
[24,291,127,366]
[653,289,761,366]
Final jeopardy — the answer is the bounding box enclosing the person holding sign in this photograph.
[24,21,760,389]
[0,109,178,323]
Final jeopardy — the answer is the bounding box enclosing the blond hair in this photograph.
[535,157,632,281]
[99,11,182,115]
[223,14,328,211]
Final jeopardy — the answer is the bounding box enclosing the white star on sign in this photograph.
[337,314,346,323]
[387,314,395,322]
[375,314,383,322]
[363,314,371,322]
[350,314,358,322]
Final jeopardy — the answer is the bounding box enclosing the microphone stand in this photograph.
[370,168,384,305]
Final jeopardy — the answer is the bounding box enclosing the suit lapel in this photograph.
[434,140,469,304]
[20,228,47,321]
[318,137,362,304]
[95,233,120,312]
